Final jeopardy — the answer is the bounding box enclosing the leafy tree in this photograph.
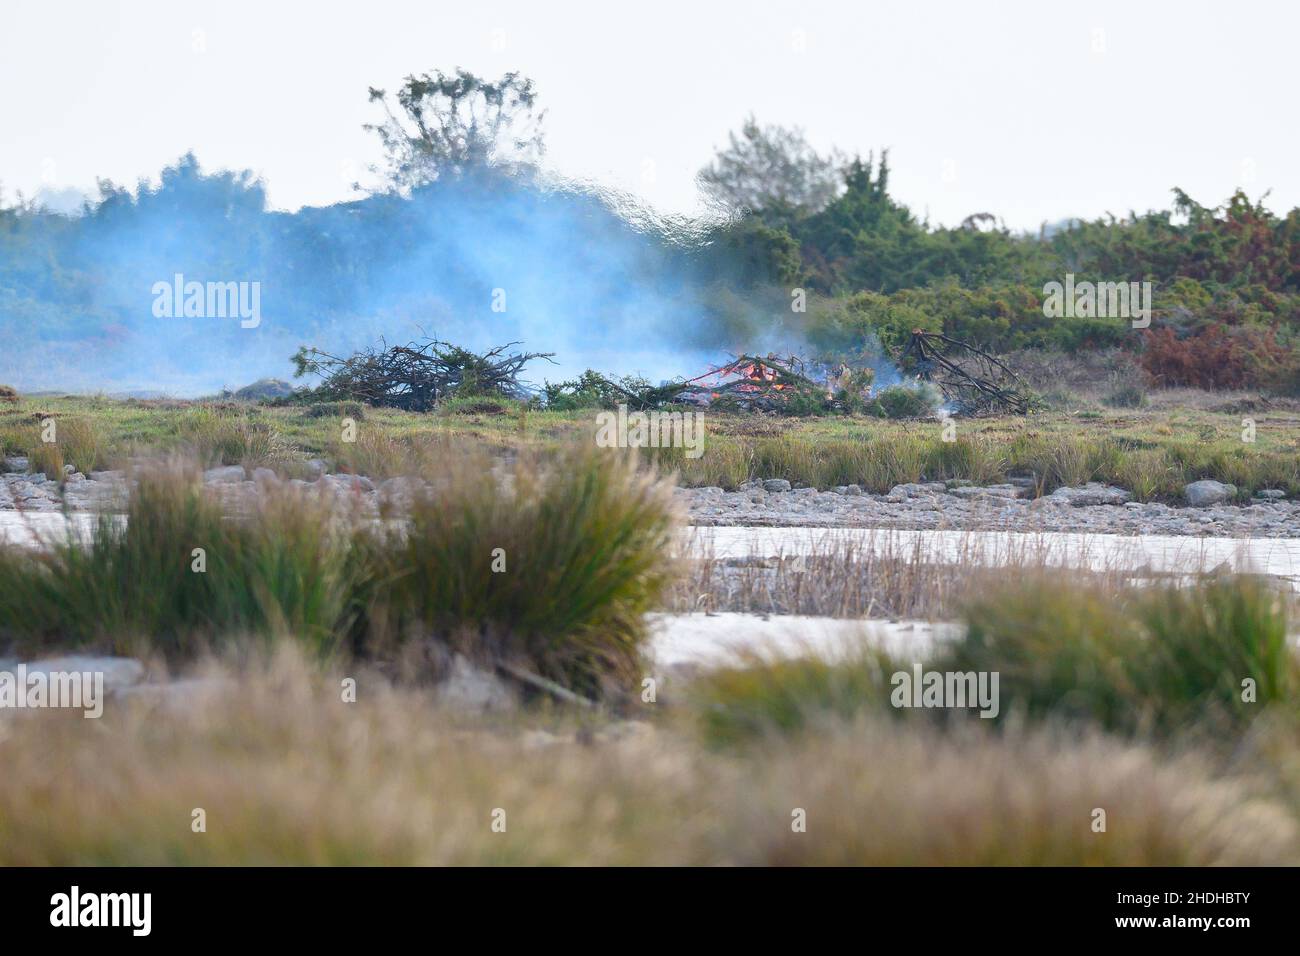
[366,69,546,189]
[795,151,920,292]
[707,218,805,287]
[697,115,843,224]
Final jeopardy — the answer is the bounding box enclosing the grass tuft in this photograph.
[0,464,359,658]
[0,450,681,699]
[941,574,1297,735]
[370,447,681,698]
[688,646,897,747]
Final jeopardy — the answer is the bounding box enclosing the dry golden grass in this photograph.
[668,530,1157,620]
[25,440,64,481]
[3,391,1298,500]
[723,720,1296,866]
[0,647,1294,865]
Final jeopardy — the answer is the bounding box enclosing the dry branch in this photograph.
[292,338,555,410]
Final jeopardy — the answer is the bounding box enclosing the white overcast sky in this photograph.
[1,0,1294,231]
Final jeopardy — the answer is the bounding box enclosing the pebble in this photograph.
[203,465,247,484]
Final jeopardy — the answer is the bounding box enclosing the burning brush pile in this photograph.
[287,330,1032,419]
[675,355,869,414]
[567,354,877,415]
[603,337,1032,418]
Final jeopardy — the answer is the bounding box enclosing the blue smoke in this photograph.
[0,154,798,395]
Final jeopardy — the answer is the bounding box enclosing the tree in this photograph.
[365,69,546,190]
[697,115,843,224]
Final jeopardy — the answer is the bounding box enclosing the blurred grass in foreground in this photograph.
[0,646,1294,865]
[688,575,1297,744]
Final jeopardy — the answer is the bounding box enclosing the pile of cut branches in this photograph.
[549,354,853,415]
[540,369,697,411]
[899,331,1033,415]
[291,339,555,411]
[680,354,831,413]
[544,355,831,413]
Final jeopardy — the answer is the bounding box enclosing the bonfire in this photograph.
[677,355,821,411]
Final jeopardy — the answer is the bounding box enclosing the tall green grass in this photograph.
[26,441,64,480]
[686,574,1297,745]
[54,417,106,474]
[0,464,360,658]
[0,450,681,699]
[369,447,680,697]
[176,406,292,468]
[10,416,106,477]
[940,574,1297,735]
[654,428,1298,499]
[689,647,897,747]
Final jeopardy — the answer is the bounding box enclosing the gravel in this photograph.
[4,469,1296,538]
[678,483,1299,537]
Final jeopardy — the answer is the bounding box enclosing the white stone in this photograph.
[1184,480,1236,507]
[435,655,518,713]
[203,465,247,484]
[1046,483,1133,507]
[20,655,146,693]
[947,484,1027,500]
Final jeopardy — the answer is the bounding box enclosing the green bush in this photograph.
[689,649,897,747]
[540,370,651,411]
[867,384,940,419]
[939,575,1297,735]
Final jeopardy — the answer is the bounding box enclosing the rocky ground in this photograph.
[1,464,126,511]
[0,458,415,515]
[3,457,1297,537]
[680,479,1300,537]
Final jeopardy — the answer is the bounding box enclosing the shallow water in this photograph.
[4,512,1298,588]
[683,525,1300,587]
[647,612,958,667]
